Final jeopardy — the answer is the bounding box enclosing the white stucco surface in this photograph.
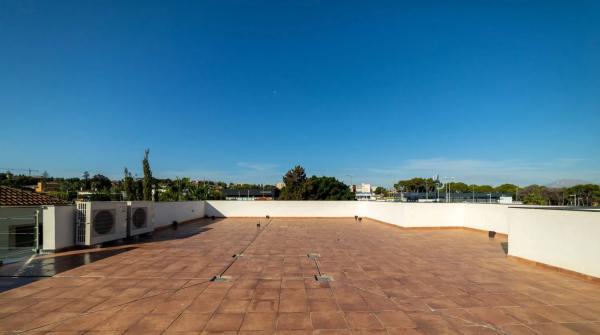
[153,201,205,227]
[205,201,511,234]
[205,200,361,218]
[42,205,75,251]
[508,207,600,278]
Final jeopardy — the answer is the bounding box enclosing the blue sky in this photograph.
[1,0,599,187]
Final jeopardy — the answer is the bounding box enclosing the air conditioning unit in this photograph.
[126,201,155,237]
[75,201,127,246]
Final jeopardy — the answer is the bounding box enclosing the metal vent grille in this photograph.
[93,210,115,235]
[132,208,147,229]
[76,223,86,244]
[76,202,87,224]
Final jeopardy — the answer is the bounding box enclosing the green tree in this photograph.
[520,185,547,205]
[473,185,494,193]
[394,178,436,193]
[90,174,112,191]
[142,149,153,201]
[448,182,469,193]
[280,165,307,200]
[567,184,600,206]
[304,176,354,200]
[123,167,134,200]
[374,186,389,196]
[495,183,518,194]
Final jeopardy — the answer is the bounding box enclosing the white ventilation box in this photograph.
[75,201,127,246]
[126,201,155,237]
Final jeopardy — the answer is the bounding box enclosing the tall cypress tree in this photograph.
[142,149,153,201]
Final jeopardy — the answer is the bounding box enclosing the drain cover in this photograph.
[307,253,320,260]
[211,275,232,282]
[315,274,334,282]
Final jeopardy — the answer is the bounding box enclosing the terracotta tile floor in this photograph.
[1,217,600,334]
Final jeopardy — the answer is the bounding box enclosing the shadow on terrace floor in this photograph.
[0,217,221,292]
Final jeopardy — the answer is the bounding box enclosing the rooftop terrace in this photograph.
[1,217,599,334]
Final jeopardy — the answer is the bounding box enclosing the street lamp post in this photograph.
[444,177,454,203]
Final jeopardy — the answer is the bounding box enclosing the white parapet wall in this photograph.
[508,207,600,278]
[205,201,512,234]
[366,202,467,229]
[153,201,205,227]
[205,200,363,218]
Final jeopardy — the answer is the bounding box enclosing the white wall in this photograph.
[508,207,600,278]
[42,205,75,251]
[366,202,467,228]
[463,204,510,234]
[205,201,512,234]
[205,200,361,218]
[153,201,205,227]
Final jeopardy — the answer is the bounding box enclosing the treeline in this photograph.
[0,150,280,202]
[4,157,598,205]
[393,178,600,206]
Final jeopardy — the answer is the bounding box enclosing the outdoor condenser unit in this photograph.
[75,201,127,246]
[126,201,155,237]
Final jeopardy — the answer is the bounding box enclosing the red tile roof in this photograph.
[0,186,69,206]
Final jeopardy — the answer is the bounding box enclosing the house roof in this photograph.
[0,186,68,206]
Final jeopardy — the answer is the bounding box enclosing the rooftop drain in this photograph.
[308,252,331,281]
[307,253,320,260]
[211,275,232,282]
[315,274,334,282]
[488,231,496,239]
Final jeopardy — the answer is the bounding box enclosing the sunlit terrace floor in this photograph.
[1,217,600,334]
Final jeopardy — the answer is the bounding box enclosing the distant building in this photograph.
[352,183,376,201]
[355,183,372,193]
[224,189,275,201]
[35,181,59,193]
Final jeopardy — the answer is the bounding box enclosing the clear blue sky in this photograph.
[1,0,599,187]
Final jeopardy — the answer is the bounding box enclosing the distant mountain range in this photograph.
[545,179,593,188]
